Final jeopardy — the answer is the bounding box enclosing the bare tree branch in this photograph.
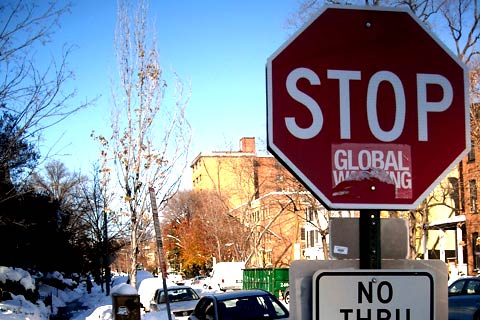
[93,0,191,288]
[0,1,94,198]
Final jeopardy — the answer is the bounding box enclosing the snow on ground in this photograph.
[75,277,216,320]
[1,267,289,320]
[0,266,216,320]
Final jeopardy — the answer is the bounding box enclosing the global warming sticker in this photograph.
[331,143,412,200]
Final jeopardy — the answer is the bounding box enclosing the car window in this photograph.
[465,280,480,295]
[449,279,466,294]
[156,287,199,303]
[221,295,288,319]
[205,303,216,320]
[193,297,214,318]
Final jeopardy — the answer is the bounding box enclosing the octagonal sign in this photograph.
[267,6,469,210]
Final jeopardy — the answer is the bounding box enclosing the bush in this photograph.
[0,267,38,303]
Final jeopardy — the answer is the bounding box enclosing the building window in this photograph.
[308,230,315,247]
[305,207,316,222]
[252,210,260,222]
[262,207,270,219]
[265,249,272,266]
[448,177,460,212]
[474,232,480,271]
[305,229,320,248]
[470,180,478,214]
[468,140,476,162]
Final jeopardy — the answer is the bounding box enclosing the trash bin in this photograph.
[111,283,141,320]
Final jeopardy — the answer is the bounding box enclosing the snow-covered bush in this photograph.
[0,266,38,303]
[42,271,77,290]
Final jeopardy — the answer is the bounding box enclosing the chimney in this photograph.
[240,137,255,153]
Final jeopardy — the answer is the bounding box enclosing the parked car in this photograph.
[138,277,175,312]
[191,275,208,287]
[168,272,185,285]
[111,269,154,289]
[448,276,480,320]
[188,289,289,320]
[150,285,200,319]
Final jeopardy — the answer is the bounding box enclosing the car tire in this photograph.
[284,290,290,305]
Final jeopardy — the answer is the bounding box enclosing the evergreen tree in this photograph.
[0,112,39,198]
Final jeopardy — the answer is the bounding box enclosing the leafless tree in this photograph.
[93,0,191,288]
[28,160,125,280]
[285,0,444,30]
[162,190,242,273]
[28,161,118,246]
[30,160,85,208]
[28,160,88,245]
[286,0,478,68]
[0,1,91,197]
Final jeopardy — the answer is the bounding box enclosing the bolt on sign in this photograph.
[266,5,470,210]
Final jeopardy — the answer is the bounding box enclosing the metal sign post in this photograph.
[359,209,381,269]
[149,187,172,320]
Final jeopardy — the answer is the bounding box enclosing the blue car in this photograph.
[188,289,289,320]
[449,277,480,320]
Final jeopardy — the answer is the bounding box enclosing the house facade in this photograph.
[462,138,480,274]
[190,137,354,267]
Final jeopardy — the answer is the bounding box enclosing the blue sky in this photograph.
[40,0,300,182]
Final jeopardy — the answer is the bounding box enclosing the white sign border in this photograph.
[266,5,470,210]
[312,269,435,320]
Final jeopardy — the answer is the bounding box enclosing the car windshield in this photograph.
[218,294,288,319]
[157,287,199,303]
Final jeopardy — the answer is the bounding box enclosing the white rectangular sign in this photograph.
[313,270,434,320]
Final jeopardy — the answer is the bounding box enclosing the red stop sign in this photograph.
[267,6,469,210]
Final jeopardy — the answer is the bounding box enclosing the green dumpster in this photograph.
[243,268,289,299]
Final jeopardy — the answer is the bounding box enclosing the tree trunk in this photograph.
[0,166,15,199]
[130,217,138,288]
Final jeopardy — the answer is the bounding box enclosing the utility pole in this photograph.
[148,187,172,320]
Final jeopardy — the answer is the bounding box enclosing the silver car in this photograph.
[150,285,200,320]
[188,289,289,320]
[449,277,480,320]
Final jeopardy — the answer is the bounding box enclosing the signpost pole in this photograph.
[266,7,466,318]
[359,209,381,269]
[148,187,172,320]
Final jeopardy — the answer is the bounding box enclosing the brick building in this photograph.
[191,137,298,209]
[462,138,480,274]
[190,137,353,267]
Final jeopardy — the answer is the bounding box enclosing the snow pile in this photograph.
[0,267,49,320]
[111,283,138,295]
[0,267,35,291]
[0,293,49,320]
[44,271,76,288]
[85,305,113,320]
